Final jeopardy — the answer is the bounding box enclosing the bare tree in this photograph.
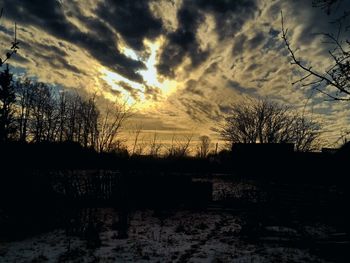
[130,124,143,156]
[169,133,194,157]
[281,2,350,101]
[1,63,130,151]
[57,90,68,142]
[0,65,16,141]
[219,98,321,151]
[196,135,211,158]
[280,1,350,143]
[149,132,162,157]
[29,83,58,142]
[312,0,345,15]
[134,139,147,156]
[1,68,131,151]
[80,96,99,148]
[14,78,79,143]
[108,138,129,155]
[165,133,176,157]
[15,78,35,141]
[65,93,82,142]
[292,116,322,152]
[97,101,131,153]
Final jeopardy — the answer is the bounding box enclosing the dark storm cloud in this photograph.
[195,0,257,40]
[261,28,284,52]
[204,62,219,75]
[1,0,146,82]
[3,0,260,82]
[18,40,84,74]
[180,97,221,122]
[246,63,260,72]
[10,53,30,64]
[232,34,247,57]
[51,56,82,74]
[158,0,258,77]
[4,0,348,93]
[157,5,209,77]
[0,24,12,36]
[282,0,350,47]
[247,32,265,50]
[232,31,266,57]
[35,43,68,58]
[96,0,163,51]
[184,79,204,97]
[269,28,280,38]
[228,80,257,95]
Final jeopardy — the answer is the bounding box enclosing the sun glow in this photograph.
[138,39,161,87]
[120,46,139,61]
[99,37,177,108]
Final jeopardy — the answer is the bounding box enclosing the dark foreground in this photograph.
[0,175,348,263]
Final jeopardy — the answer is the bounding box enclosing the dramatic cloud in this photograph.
[1,0,350,146]
[157,0,257,77]
[96,0,163,51]
[2,0,146,82]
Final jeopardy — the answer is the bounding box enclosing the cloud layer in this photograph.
[1,0,350,146]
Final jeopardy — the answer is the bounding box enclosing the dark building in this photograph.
[230,142,346,183]
[232,143,294,158]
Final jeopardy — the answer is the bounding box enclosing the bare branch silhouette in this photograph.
[281,8,350,101]
[0,8,19,67]
[219,98,321,151]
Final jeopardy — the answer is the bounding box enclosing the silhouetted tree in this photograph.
[281,1,350,101]
[219,98,321,151]
[312,0,344,15]
[54,92,99,148]
[80,96,99,148]
[165,133,176,157]
[57,91,68,142]
[1,66,130,151]
[130,124,144,156]
[0,65,16,142]
[65,93,83,142]
[97,101,130,153]
[108,139,129,156]
[29,83,58,142]
[15,78,35,141]
[149,132,162,157]
[196,135,211,158]
[178,134,193,157]
[166,133,193,157]
[11,78,108,148]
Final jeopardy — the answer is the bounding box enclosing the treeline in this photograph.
[0,66,218,158]
[0,66,128,153]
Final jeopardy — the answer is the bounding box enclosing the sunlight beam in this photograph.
[99,37,177,109]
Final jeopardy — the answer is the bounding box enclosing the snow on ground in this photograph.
[0,208,332,263]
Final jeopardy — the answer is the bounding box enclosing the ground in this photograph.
[1,176,347,262]
[0,208,340,263]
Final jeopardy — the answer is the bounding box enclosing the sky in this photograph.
[1,0,350,150]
